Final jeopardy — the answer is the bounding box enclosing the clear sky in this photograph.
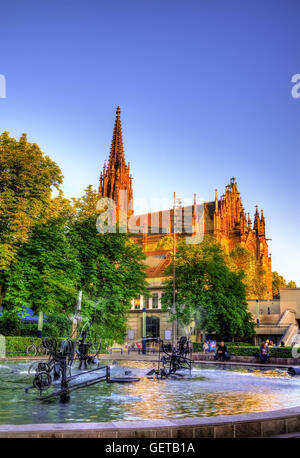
[0,0,299,285]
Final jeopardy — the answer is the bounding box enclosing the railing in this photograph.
[279,324,299,346]
[276,309,296,326]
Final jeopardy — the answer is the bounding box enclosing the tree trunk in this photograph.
[196,328,201,342]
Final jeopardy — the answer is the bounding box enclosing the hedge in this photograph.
[192,342,252,353]
[227,345,300,358]
[193,344,300,359]
[192,342,203,352]
[2,336,109,356]
[3,336,68,356]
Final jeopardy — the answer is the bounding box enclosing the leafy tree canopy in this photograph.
[0,132,63,271]
[272,271,297,298]
[228,244,267,298]
[68,186,148,343]
[161,237,256,340]
[0,134,148,344]
[2,215,80,315]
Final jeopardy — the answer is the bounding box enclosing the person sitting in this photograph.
[258,342,270,364]
[214,341,230,361]
[280,341,285,347]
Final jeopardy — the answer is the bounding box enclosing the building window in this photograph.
[146,316,160,338]
[152,293,159,309]
[134,297,140,310]
[144,296,150,309]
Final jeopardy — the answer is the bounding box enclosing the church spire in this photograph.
[254,205,260,232]
[108,106,126,170]
[98,107,134,222]
[215,189,219,212]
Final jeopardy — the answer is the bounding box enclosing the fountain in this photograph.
[24,322,141,402]
[23,333,194,401]
[1,333,300,436]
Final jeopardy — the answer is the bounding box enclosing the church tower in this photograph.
[98,106,134,223]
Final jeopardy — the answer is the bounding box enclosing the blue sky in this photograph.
[0,0,299,284]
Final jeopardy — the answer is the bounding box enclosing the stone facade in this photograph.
[98,107,274,343]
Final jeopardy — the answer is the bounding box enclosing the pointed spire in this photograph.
[254,205,260,232]
[192,193,197,234]
[260,209,265,236]
[98,106,134,221]
[193,193,197,210]
[248,213,252,228]
[108,106,126,170]
[215,189,219,212]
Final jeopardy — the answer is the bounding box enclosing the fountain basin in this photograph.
[0,360,300,437]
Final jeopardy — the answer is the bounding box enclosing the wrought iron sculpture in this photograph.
[147,336,193,379]
[25,333,139,402]
[76,318,101,370]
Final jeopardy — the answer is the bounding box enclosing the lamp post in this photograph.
[71,289,82,338]
[37,311,43,338]
[172,192,182,348]
[142,306,146,355]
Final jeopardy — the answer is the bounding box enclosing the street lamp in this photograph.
[172,192,182,347]
[142,306,146,355]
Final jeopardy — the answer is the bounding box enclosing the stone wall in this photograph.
[126,310,172,342]
[192,352,300,366]
[1,407,300,438]
[280,288,300,319]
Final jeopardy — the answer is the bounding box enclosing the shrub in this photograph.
[4,336,68,355]
[19,322,38,337]
[192,341,250,353]
[191,343,300,359]
[0,312,21,336]
[46,314,71,337]
[226,345,260,356]
[18,314,72,338]
[192,342,203,352]
[3,335,108,356]
[227,345,298,358]
[5,337,42,355]
[269,346,299,359]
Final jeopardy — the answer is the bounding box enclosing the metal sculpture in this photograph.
[76,318,101,370]
[147,336,193,379]
[25,334,140,402]
[26,337,77,401]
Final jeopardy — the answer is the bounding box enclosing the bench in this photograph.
[109,347,123,355]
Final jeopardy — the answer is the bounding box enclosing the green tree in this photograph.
[2,215,80,315]
[229,244,267,298]
[161,237,255,340]
[69,186,148,343]
[0,132,63,303]
[272,271,287,299]
[287,280,297,289]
